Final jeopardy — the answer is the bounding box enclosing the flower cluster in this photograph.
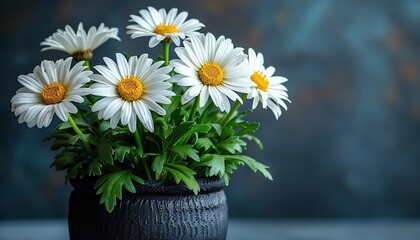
[11,7,290,212]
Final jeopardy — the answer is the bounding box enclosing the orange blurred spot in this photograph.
[56,0,74,21]
[245,26,261,47]
[200,0,250,15]
[276,10,288,26]
[385,30,405,50]
[400,63,417,82]
[410,105,420,120]
[384,85,399,106]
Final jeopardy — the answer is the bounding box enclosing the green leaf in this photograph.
[164,95,181,117]
[206,155,225,177]
[68,160,87,178]
[57,117,90,130]
[171,107,189,124]
[98,137,113,165]
[50,151,79,170]
[68,134,91,145]
[43,132,73,142]
[163,122,194,150]
[242,135,264,150]
[235,122,260,136]
[111,126,129,135]
[152,153,166,174]
[155,117,173,138]
[95,170,144,213]
[190,124,212,134]
[227,109,253,126]
[225,155,273,180]
[221,126,234,140]
[217,136,246,154]
[88,159,102,176]
[171,145,200,161]
[210,123,222,136]
[195,138,214,150]
[114,146,135,162]
[99,121,111,132]
[222,173,230,186]
[164,163,199,194]
[164,122,212,150]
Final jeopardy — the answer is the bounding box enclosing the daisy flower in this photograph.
[171,33,254,112]
[90,53,174,133]
[247,48,290,119]
[11,58,92,128]
[41,23,120,61]
[127,7,204,48]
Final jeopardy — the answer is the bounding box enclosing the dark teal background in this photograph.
[1,0,420,219]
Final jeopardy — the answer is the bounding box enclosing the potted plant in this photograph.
[11,6,290,240]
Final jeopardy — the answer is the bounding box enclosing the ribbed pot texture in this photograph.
[68,178,228,240]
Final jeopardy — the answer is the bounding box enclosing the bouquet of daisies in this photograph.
[11,7,290,212]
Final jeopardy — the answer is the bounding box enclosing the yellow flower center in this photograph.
[250,71,269,92]
[153,24,179,35]
[198,63,224,86]
[116,76,144,102]
[41,82,66,105]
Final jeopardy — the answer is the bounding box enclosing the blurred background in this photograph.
[1,0,420,220]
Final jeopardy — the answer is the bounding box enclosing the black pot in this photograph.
[68,177,228,240]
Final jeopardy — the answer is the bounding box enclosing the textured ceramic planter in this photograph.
[68,177,228,240]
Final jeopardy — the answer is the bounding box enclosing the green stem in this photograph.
[221,100,242,128]
[199,101,214,123]
[67,113,91,152]
[82,60,97,105]
[134,128,152,180]
[163,41,170,66]
[188,96,200,121]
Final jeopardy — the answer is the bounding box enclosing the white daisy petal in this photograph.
[252,95,259,109]
[208,87,224,111]
[17,75,43,92]
[11,58,92,128]
[63,101,78,113]
[177,77,201,86]
[37,105,53,128]
[90,53,174,132]
[127,7,204,48]
[64,95,84,103]
[145,94,172,104]
[143,99,166,116]
[102,98,124,120]
[116,53,130,77]
[149,37,162,48]
[181,87,199,105]
[128,112,137,133]
[92,97,115,112]
[11,92,40,105]
[54,103,69,122]
[133,101,154,132]
[265,66,276,77]
[110,109,121,128]
[199,85,210,107]
[90,86,117,97]
[120,101,132,125]
[40,22,120,60]
[93,66,120,85]
[246,48,290,118]
[173,33,249,112]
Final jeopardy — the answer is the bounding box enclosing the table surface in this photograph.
[1,219,420,240]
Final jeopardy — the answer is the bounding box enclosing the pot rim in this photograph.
[70,177,225,196]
